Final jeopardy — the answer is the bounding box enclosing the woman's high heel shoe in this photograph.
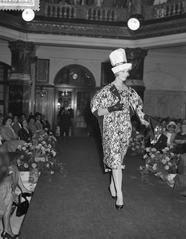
[108,187,117,199]
[1,231,19,239]
[115,204,124,210]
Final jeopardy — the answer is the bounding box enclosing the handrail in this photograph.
[37,1,186,21]
[41,2,128,22]
[153,0,185,18]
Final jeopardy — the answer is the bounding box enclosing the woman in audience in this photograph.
[165,121,177,148]
[41,114,50,132]
[173,120,186,154]
[12,115,22,136]
[1,117,25,152]
[0,152,31,239]
[35,113,43,132]
[18,120,32,142]
[28,116,37,136]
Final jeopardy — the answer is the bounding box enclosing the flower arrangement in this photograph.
[16,131,62,176]
[140,147,181,187]
[129,131,145,155]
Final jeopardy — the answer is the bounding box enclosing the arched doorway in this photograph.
[54,64,95,136]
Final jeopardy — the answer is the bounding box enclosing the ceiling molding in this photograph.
[1,13,186,49]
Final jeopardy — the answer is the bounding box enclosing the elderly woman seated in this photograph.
[0,152,31,238]
[0,117,25,152]
[165,121,177,148]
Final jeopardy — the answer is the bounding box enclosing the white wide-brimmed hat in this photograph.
[167,121,177,129]
[109,48,132,74]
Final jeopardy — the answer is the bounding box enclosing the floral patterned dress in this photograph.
[90,83,145,172]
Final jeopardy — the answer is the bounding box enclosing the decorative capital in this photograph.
[8,40,35,53]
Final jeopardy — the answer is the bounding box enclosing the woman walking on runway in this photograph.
[91,48,149,209]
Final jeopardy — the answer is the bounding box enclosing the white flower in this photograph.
[152,164,157,171]
[50,171,54,175]
[165,156,170,161]
[24,163,29,168]
[164,165,169,170]
[32,163,37,169]
[145,147,150,152]
[151,148,157,152]
[162,159,167,165]
[143,154,148,159]
[151,154,155,159]
[51,150,56,157]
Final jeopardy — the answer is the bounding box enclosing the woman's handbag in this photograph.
[15,192,31,217]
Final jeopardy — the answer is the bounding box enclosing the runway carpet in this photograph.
[20,137,186,239]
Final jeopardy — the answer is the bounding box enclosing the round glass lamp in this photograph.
[22,8,35,22]
[127,15,143,31]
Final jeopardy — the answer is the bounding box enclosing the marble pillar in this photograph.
[8,40,35,116]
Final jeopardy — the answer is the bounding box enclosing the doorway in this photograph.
[54,64,95,136]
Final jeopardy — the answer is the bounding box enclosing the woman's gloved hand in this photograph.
[108,102,124,113]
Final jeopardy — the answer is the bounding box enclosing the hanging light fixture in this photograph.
[22,8,35,22]
[127,14,144,31]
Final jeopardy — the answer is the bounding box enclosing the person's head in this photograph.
[22,119,28,128]
[181,120,186,134]
[3,116,12,126]
[0,152,9,183]
[28,116,35,124]
[154,125,163,135]
[13,115,19,123]
[8,112,13,118]
[35,112,41,121]
[167,121,177,133]
[109,48,132,82]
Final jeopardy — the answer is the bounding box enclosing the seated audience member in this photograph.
[1,117,25,152]
[160,119,167,134]
[35,113,43,132]
[0,152,31,239]
[18,120,32,142]
[41,115,50,132]
[150,125,167,151]
[28,116,37,136]
[0,113,4,131]
[173,120,186,154]
[176,121,182,134]
[20,113,26,124]
[12,115,22,136]
[165,121,177,148]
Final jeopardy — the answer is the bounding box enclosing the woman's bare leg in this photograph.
[3,200,14,236]
[109,174,116,197]
[112,167,123,205]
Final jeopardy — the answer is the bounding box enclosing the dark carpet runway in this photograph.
[20,137,186,239]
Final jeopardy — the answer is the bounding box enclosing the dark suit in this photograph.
[18,128,32,142]
[152,134,167,151]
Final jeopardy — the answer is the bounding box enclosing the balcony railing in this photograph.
[153,0,185,19]
[39,1,128,22]
[38,0,186,22]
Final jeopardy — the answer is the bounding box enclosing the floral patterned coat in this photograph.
[90,83,145,171]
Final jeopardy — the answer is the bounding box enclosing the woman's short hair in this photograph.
[3,116,12,125]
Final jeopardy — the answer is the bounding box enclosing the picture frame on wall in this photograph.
[101,61,114,87]
[36,59,50,83]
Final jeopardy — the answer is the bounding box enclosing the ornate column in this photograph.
[8,40,35,116]
[126,48,148,100]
